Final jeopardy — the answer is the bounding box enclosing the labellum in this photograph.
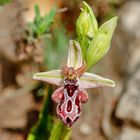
[52,64,88,127]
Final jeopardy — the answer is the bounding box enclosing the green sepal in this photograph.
[82,1,98,38]
[79,35,90,59]
[97,17,118,39]
[86,17,118,70]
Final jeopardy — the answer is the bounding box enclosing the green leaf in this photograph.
[44,8,56,29]
[27,23,38,36]
[86,17,117,70]
[76,1,98,58]
[0,0,11,5]
[27,86,53,140]
[49,120,63,140]
[27,6,56,38]
[34,4,42,26]
[63,130,71,140]
[39,8,56,34]
[48,119,71,140]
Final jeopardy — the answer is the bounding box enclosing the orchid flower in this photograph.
[33,40,115,127]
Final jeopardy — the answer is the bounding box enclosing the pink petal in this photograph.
[78,89,88,103]
[51,86,64,103]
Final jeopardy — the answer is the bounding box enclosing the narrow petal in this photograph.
[78,88,88,103]
[33,70,63,86]
[51,86,64,103]
[80,72,115,89]
[67,40,82,69]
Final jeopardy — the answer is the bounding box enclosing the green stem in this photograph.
[27,85,53,140]
[27,85,71,140]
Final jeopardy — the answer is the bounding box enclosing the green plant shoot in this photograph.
[76,1,117,70]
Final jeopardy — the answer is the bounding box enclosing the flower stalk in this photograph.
[27,86,53,140]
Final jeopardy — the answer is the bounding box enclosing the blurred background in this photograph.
[0,0,140,140]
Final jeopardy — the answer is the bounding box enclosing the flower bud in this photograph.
[76,1,98,39]
[76,1,98,58]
